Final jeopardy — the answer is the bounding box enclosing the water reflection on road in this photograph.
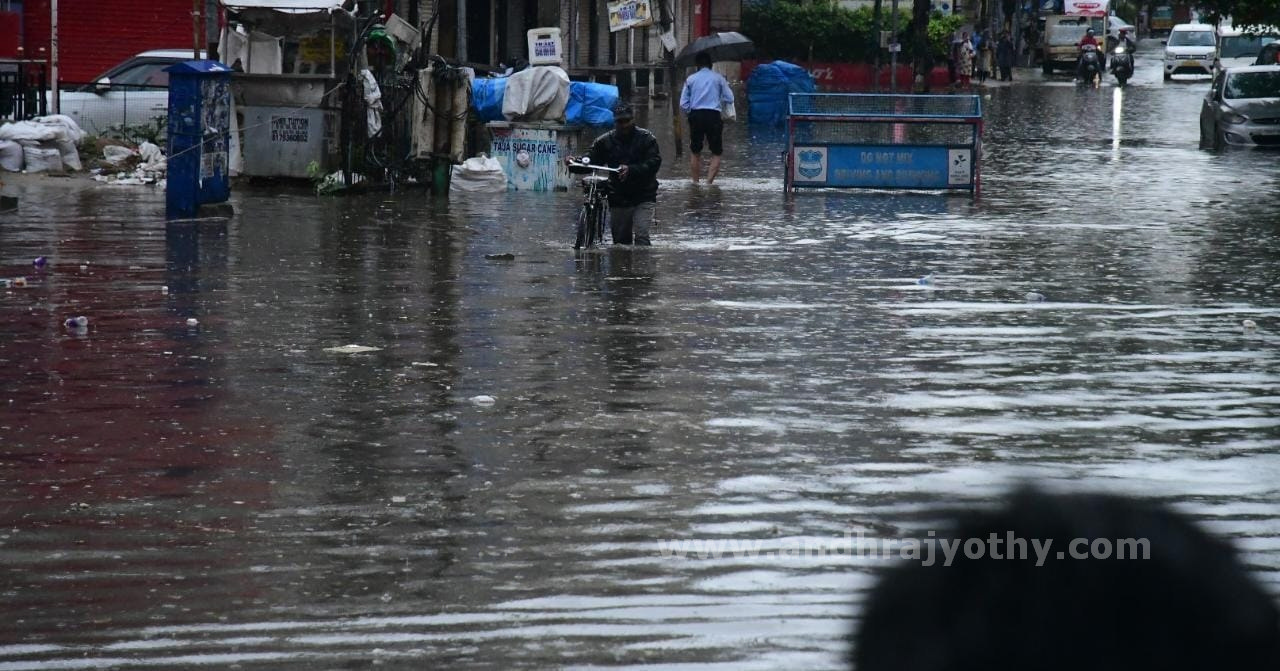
[2,47,1279,669]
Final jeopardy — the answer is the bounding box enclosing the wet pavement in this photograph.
[2,43,1279,669]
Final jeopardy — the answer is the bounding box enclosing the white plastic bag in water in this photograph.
[450,153,508,193]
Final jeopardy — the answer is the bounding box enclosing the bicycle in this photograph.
[566,157,619,250]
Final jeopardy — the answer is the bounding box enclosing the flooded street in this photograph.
[3,44,1280,669]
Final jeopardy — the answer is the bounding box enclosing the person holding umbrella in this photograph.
[680,52,735,185]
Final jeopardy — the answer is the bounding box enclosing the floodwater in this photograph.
[2,44,1279,669]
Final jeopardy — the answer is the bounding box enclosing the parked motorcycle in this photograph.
[1077,44,1104,86]
[1110,44,1135,87]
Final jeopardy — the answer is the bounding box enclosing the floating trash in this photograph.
[411,361,439,367]
[390,496,407,504]
[323,344,382,354]
[186,318,199,327]
[161,285,169,294]
[12,277,27,287]
[32,256,47,269]
[917,273,935,285]
[79,264,89,273]
[1243,319,1257,333]
[1025,292,1046,302]
[64,316,88,328]
[0,279,10,289]
[470,395,496,406]
[484,253,516,261]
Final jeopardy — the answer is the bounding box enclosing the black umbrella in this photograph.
[674,31,754,67]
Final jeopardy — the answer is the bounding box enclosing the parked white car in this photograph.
[1217,25,1280,69]
[1163,23,1218,80]
[1199,64,1280,147]
[52,49,204,136]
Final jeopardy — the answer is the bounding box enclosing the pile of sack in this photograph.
[0,115,86,173]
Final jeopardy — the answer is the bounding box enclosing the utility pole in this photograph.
[50,0,58,114]
[874,0,883,92]
[890,0,900,93]
[192,0,202,59]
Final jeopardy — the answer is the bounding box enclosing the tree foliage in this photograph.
[1196,0,1280,29]
[743,0,959,63]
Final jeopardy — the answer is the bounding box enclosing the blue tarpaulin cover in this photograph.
[472,77,508,122]
[566,82,619,126]
[747,61,815,126]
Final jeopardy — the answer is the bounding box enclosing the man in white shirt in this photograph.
[679,52,735,184]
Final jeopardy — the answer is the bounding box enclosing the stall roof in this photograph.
[218,0,352,12]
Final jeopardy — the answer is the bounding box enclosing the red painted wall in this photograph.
[22,0,196,84]
[0,12,21,58]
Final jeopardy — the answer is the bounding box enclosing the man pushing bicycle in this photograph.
[571,101,662,246]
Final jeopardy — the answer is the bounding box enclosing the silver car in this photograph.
[1199,65,1280,147]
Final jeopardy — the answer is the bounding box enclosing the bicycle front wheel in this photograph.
[595,204,609,246]
[574,205,589,249]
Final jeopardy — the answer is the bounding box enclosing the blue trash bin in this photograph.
[166,60,233,219]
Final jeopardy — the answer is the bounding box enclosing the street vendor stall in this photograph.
[217,0,356,178]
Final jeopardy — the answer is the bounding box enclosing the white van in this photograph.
[1217,25,1280,69]
[1163,23,1218,79]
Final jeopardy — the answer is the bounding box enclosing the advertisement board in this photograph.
[608,0,655,32]
[1064,0,1109,17]
[791,145,973,189]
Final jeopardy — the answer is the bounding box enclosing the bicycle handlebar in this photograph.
[566,158,621,174]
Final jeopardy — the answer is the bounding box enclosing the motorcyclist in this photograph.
[1076,27,1102,81]
[1116,27,1136,56]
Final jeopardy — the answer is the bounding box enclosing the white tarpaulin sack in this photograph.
[450,153,508,193]
[23,145,64,173]
[0,140,22,172]
[501,66,569,122]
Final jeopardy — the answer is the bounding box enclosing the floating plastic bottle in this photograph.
[1025,292,1046,302]
[64,316,88,328]
[917,273,935,285]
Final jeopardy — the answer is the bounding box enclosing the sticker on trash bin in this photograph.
[271,116,310,143]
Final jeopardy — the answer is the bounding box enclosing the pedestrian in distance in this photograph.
[996,30,1015,81]
[580,101,662,246]
[853,486,1280,671]
[957,32,975,88]
[977,30,994,84]
[680,51,735,184]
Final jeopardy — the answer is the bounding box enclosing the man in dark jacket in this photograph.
[584,102,662,246]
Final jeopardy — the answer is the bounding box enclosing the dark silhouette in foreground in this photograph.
[854,488,1280,671]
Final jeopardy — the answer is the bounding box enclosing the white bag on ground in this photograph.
[0,140,22,171]
[450,153,507,193]
[138,141,166,172]
[102,145,137,165]
[55,140,82,171]
[23,145,64,173]
[502,66,569,122]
